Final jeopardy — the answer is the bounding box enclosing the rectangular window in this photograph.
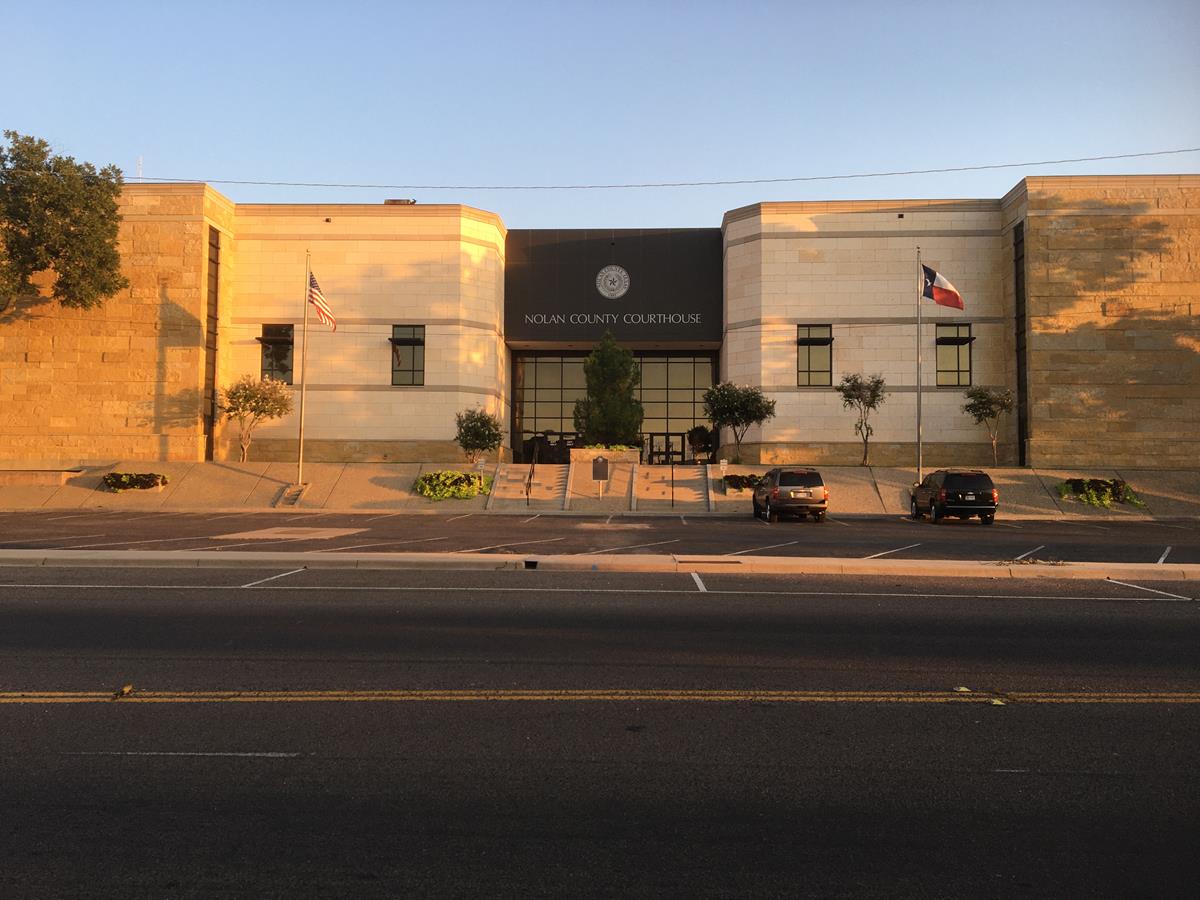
[797,325,833,386]
[257,324,294,384]
[935,324,973,386]
[390,325,425,386]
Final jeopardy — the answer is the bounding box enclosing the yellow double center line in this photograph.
[2,690,1199,704]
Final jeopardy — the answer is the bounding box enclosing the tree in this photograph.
[963,386,1015,466]
[0,132,128,315]
[835,373,887,465]
[455,407,503,463]
[573,332,644,446]
[219,376,294,462]
[702,382,777,463]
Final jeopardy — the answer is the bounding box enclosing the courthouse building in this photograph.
[0,175,1196,468]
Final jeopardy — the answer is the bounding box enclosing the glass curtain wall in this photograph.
[512,353,716,463]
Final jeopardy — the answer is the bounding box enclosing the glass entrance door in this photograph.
[646,433,685,466]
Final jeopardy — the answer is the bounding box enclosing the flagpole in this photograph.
[297,251,311,487]
[915,246,923,484]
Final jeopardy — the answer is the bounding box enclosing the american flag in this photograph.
[307,272,336,331]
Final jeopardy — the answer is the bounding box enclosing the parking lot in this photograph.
[0,508,1195,565]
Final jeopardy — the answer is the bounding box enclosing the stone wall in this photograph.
[1016,176,1200,467]
[0,184,213,463]
[721,199,1013,465]
[219,202,507,462]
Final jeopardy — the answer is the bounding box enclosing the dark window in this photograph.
[935,324,973,386]
[258,324,293,384]
[1013,222,1029,465]
[779,471,823,487]
[943,473,994,492]
[390,325,425,386]
[797,325,833,386]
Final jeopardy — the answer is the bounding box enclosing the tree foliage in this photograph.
[702,382,777,463]
[835,373,888,465]
[573,332,644,446]
[219,376,294,462]
[455,407,503,463]
[962,386,1015,466]
[0,131,128,314]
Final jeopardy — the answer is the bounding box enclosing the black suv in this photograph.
[910,469,998,524]
[752,468,828,522]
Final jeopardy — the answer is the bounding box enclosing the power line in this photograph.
[123,147,1200,192]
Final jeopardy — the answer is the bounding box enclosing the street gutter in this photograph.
[0,549,1196,583]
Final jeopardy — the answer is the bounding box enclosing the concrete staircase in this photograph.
[489,463,569,510]
[636,465,709,512]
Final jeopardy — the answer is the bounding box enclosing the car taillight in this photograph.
[823,486,829,501]
[992,488,999,503]
[938,489,947,502]
[771,487,779,499]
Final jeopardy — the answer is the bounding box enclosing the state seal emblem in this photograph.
[595,265,631,300]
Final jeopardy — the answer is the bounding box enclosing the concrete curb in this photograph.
[0,549,1196,583]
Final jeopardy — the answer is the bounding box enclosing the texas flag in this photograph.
[921,265,964,310]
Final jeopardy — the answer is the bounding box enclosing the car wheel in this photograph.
[752,496,761,518]
[930,503,943,524]
[765,500,779,524]
[813,511,826,523]
[980,513,995,525]
[910,498,922,520]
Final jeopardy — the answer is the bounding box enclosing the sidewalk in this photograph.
[1,461,1198,519]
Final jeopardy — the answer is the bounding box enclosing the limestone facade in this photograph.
[722,199,1012,465]
[1,176,1195,468]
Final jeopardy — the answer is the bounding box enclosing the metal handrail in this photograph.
[670,461,675,508]
[524,443,539,506]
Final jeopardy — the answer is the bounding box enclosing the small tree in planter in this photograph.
[573,332,644,446]
[702,382,776,464]
[455,407,503,463]
[219,375,294,462]
[835,373,887,465]
[962,387,1015,466]
[686,425,713,462]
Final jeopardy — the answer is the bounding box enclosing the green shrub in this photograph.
[103,472,169,492]
[581,444,637,451]
[1057,478,1146,509]
[414,470,493,501]
[722,473,763,491]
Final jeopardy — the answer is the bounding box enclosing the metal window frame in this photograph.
[257,324,294,384]
[935,324,974,386]
[389,324,426,386]
[796,324,834,387]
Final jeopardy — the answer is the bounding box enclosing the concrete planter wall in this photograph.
[569,447,642,467]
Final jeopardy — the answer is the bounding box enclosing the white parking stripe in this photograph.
[723,541,799,556]
[863,543,922,560]
[521,514,541,523]
[2,534,105,545]
[1157,546,1172,564]
[446,514,474,523]
[311,537,448,553]
[1105,579,1191,601]
[454,537,565,553]
[241,568,306,588]
[826,518,852,527]
[1015,545,1045,561]
[62,535,212,550]
[585,539,681,555]
[691,572,707,592]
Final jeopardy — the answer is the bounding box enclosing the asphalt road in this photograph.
[2,567,1198,898]
[0,508,1196,564]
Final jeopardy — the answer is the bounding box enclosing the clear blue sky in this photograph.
[8,0,1199,227]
